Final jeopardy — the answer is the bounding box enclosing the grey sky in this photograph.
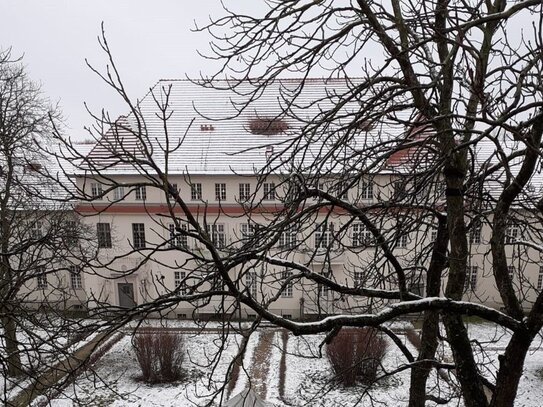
[0,1,245,138]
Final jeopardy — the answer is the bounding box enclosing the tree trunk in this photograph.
[2,313,24,377]
[409,217,448,407]
[490,331,533,407]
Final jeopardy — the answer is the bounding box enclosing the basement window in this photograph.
[249,117,289,135]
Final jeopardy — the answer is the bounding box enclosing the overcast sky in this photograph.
[0,1,250,138]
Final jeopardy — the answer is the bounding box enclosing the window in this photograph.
[36,267,47,289]
[246,272,257,297]
[65,220,78,245]
[91,182,103,199]
[465,265,478,290]
[508,265,515,280]
[281,271,293,298]
[352,223,372,246]
[538,266,543,290]
[191,183,202,200]
[239,183,251,201]
[208,224,225,248]
[505,225,519,244]
[69,265,82,289]
[263,183,276,201]
[353,271,364,287]
[174,271,187,295]
[169,224,188,248]
[393,179,408,200]
[398,233,409,249]
[96,223,112,248]
[315,223,335,249]
[240,223,259,243]
[430,229,437,242]
[319,273,329,298]
[135,186,147,201]
[132,223,146,249]
[279,225,297,249]
[215,183,226,201]
[113,186,125,201]
[30,221,43,239]
[361,181,373,201]
[469,223,482,245]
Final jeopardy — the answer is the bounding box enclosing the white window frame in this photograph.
[469,223,482,244]
[69,265,83,289]
[91,182,103,199]
[36,267,47,289]
[215,183,226,201]
[361,181,373,201]
[263,183,276,201]
[239,183,251,201]
[113,186,125,201]
[191,183,202,201]
[279,225,297,249]
[135,186,147,201]
[508,265,515,280]
[208,224,226,248]
[352,223,372,246]
[353,271,364,287]
[281,271,293,298]
[30,221,43,240]
[169,224,188,248]
[315,223,335,249]
[465,265,478,290]
[174,271,187,295]
[505,225,519,244]
[538,266,543,290]
[397,233,409,249]
[246,272,257,298]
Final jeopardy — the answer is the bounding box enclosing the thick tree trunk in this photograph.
[2,313,24,377]
[490,331,532,407]
[409,217,448,407]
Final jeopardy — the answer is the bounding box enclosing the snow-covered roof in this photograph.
[81,78,408,176]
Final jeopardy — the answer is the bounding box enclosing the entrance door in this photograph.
[118,283,136,308]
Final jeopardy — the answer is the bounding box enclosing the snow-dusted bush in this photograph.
[327,327,388,386]
[133,331,184,383]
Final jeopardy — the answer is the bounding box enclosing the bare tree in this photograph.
[0,48,94,402]
[52,1,543,405]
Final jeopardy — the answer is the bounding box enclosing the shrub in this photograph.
[133,331,184,383]
[326,327,388,386]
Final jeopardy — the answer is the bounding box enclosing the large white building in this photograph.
[28,79,543,319]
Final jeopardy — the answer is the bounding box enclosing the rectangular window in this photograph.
[361,181,373,201]
[132,223,146,249]
[65,220,77,245]
[246,272,257,298]
[135,186,147,201]
[430,229,437,242]
[113,186,124,201]
[538,266,543,290]
[91,182,103,199]
[208,224,225,248]
[281,271,293,298]
[469,223,482,245]
[505,225,519,244]
[465,266,478,290]
[315,223,334,249]
[263,183,276,201]
[353,271,364,287]
[352,223,372,246]
[319,273,329,298]
[239,183,251,201]
[508,265,515,280]
[69,265,83,289]
[174,271,187,295]
[36,267,47,289]
[398,233,409,249]
[240,223,259,242]
[96,223,112,248]
[30,221,43,239]
[215,183,226,201]
[191,183,202,201]
[279,225,297,249]
[169,224,188,248]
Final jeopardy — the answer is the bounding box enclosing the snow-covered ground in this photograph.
[29,320,543,406]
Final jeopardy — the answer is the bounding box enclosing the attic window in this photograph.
[249,117,289,135]
[357,120,375,132]
[25,162,42,172]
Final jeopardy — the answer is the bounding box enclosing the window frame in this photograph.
[132,223,146,249]
[169,224,188,249]
[215,183,227,201]
[263,182,276,201]
[96,223,112,249]
[239,183,251,201]
[36,267,48,289]
[361,181,374,201]
[135,186,147,201]
[69,265,83,289]
[191,183,202,201]
[91,182,103,199]
[281,270,293,298]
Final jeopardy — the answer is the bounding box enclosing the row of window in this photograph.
[90,180,377,203]
[35,265,83,290]
[96,222,416,250]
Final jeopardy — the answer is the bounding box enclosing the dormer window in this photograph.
[249,117,289,135]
